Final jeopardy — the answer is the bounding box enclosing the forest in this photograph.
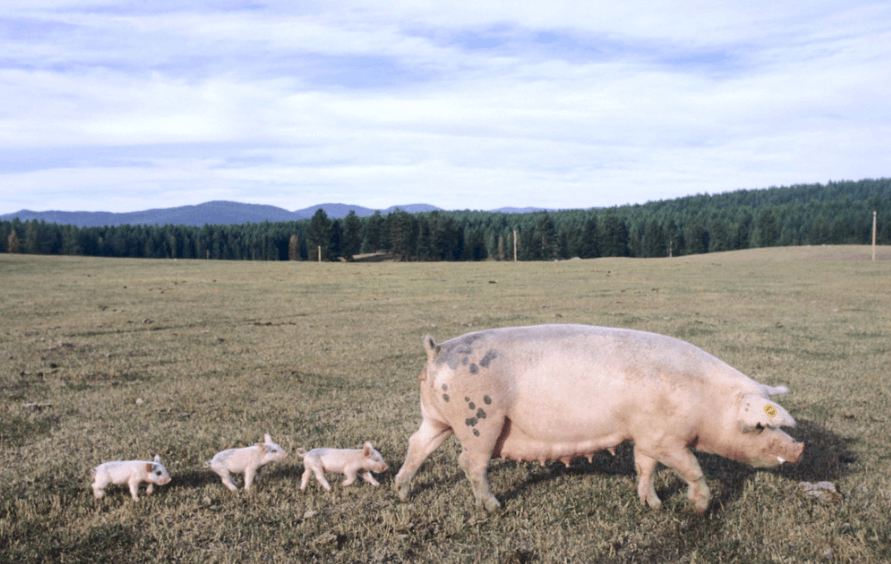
[2,178,890,261]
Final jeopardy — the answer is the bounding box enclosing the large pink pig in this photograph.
[394,325,804,512]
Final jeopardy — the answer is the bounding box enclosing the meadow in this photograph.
[1,247,889,563]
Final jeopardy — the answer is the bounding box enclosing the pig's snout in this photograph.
[779,441,805,464]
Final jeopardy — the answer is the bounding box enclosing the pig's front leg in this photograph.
[359,470,381,487]
[146,483,155,495]
[128,479,142,501]
[341,467,358,487]
[244,466,258,491]
[634,449,661,509]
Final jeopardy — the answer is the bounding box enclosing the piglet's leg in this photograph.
[360,470,381,487]
[218,470,238,492]
[341,468,357,487]
[244,467,256,491]
[300,468,312,491]
[312,467,332,491]
[128,479,141,501]
[146,483,155,495]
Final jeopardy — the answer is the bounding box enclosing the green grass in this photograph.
[1,247,890,563]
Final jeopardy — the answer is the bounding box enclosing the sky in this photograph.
[1,1,890,214]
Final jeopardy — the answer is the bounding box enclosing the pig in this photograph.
[205,434,288,491]
[394,324,804,513]
[297,442,389,491]
[91,455,172,500]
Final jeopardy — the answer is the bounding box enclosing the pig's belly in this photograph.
[492,413,627,465]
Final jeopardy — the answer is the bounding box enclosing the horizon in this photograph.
[2,1,890,215]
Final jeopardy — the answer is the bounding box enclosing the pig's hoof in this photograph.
[481,496,501,512]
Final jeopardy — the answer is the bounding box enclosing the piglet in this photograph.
[91,455,172,500]
[205,434,288,491]
[297,441,389,491]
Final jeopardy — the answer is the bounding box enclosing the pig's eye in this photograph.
[754,423,765,434]
[155,471,162,476]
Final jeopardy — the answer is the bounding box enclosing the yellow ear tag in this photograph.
[764,404,777,418]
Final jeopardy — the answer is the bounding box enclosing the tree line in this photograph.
[3,178,890,261]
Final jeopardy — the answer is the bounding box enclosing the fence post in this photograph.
[318,245,322,263]
[873,211,877,261]
[513,230,518,263]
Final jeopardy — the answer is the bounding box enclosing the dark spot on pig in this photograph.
[465,397,470,402]
[465,418,475,427]
[462,357,469,366]
[473,429,480,437]
[469,363,478,374]
[456,346,473,356]
[442,384,448,391]
[477,408,486,419]
[479,349,498,368]
[483,395,492,405]
[447,357,460,370]
[443,394,450,402]
[468,402,476,410]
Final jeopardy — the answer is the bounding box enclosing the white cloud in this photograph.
[1,0,890,213]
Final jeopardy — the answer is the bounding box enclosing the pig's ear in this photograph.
[762,384,789,397]
[153,455,161,464]
[363,442,372,456]
[738,394,796,429]
[145,463,153,473]
[264,434,272,444]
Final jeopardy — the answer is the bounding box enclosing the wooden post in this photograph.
[318,245,322,263]
[513,230,518,263]
[873,211,877,261]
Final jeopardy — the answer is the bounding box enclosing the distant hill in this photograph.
[0,201,451,227]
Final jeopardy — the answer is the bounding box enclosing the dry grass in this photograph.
[1,247,890,563]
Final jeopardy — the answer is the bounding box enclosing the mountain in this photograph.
[0,201,450,227]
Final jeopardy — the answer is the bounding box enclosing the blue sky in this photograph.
[1,0,889,214]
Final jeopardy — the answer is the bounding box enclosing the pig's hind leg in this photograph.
[394,414,452,500]
[216,469,239,492]
[301,461,332,491]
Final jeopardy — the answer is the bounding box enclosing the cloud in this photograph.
[1,1,890,213]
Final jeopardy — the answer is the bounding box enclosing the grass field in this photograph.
[1,247,890,563]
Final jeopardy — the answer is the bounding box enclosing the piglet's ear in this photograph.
[738,394,796,429]
[145,463,153,473]
[264,434,272,444]
[153,454,161,464]
[363,442,372,456]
